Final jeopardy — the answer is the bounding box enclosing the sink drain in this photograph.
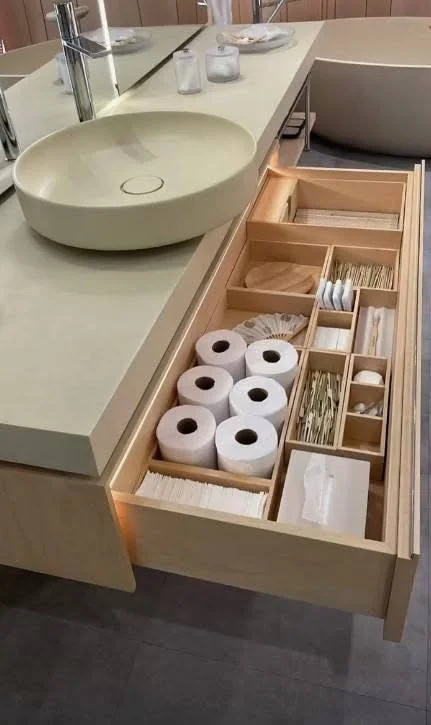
[120,175,164,195]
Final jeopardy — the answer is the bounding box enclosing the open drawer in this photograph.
[0,164,421,643]
[108,163,423,642]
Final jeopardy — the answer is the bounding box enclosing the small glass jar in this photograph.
[173,48,202,95]
[205,45,240,83]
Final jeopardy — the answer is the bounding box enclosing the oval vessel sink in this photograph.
[14,111,257,251]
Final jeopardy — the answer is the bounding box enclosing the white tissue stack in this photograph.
[136,471,267,519]
[229,375,288,434]
[215,414,278,479]
[156,405,217,469]
[177,365,233,424]
[277,451,370,537]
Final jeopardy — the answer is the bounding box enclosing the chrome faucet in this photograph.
[0,88,19,161]
[54,1,110,122]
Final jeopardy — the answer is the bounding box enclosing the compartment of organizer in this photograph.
[131,285,309,520]
[308,306,359,353]
[228,240,330,295]
[347,383,385,416]
[342,416,383,454]
[326,246,399,291]
[139,386,283,521]
[138,459,272,521]
[250,169,406,231]
[353,289,397,358]
[275,446,384,541]
[285,350,349,451]
[209,287,315,347]
[338,355,391,476]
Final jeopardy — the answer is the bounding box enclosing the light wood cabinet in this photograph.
[0,159,422,643]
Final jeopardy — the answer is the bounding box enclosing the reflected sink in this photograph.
[13,111,257,251]
[0,158,14,196]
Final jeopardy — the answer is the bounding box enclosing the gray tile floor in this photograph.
[0,139,429,724]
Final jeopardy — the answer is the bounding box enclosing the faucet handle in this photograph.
[54,1,110,58]
[64,35,111,58]
[46,4,89,24]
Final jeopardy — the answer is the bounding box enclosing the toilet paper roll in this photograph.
[215,414,278,479]
[229,376,288,434]
[245,339,298,390]
[177,365,234,424]
[156,405,217,468]
[195,329,246,382]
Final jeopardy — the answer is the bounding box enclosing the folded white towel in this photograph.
[207,0,233,25]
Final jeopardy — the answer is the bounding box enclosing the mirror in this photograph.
[0,0,206,182]
[92,1,204,95]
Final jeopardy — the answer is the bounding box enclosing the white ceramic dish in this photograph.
[84,27,152,55]
[217,25,295,54]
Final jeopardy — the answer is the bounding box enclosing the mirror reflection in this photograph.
[0,0,205,161]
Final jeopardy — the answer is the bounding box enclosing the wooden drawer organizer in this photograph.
[0,165,420,645]
[251,168,406,232]
[109,164,422,642]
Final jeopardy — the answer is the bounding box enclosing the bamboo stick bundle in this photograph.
[330,261,394,289]
[296,369,341,446]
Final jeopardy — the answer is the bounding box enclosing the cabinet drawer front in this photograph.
[115,494,393,618]
[383,163,423,641]
[109,164,422,640]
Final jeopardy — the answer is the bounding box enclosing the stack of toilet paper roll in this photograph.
[155,329,299,479]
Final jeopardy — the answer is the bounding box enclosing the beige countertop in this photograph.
[0,21,323,476]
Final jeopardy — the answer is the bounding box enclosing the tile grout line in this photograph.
[120,636,428,716]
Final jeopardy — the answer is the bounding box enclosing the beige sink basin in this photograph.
[13,111,257,251]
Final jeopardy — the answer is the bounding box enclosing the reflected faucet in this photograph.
[54,1,110,122]
[252,0,290,23]
[0,88,19,161]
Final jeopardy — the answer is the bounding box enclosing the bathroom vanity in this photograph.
[0,22,422,642]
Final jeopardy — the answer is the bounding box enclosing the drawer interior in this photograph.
[206,287,315,349]
[108,164,425,633]
[251,170,406,232]
[325,246,400,291]
[111,166,412,553]
[228,240,330,295]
